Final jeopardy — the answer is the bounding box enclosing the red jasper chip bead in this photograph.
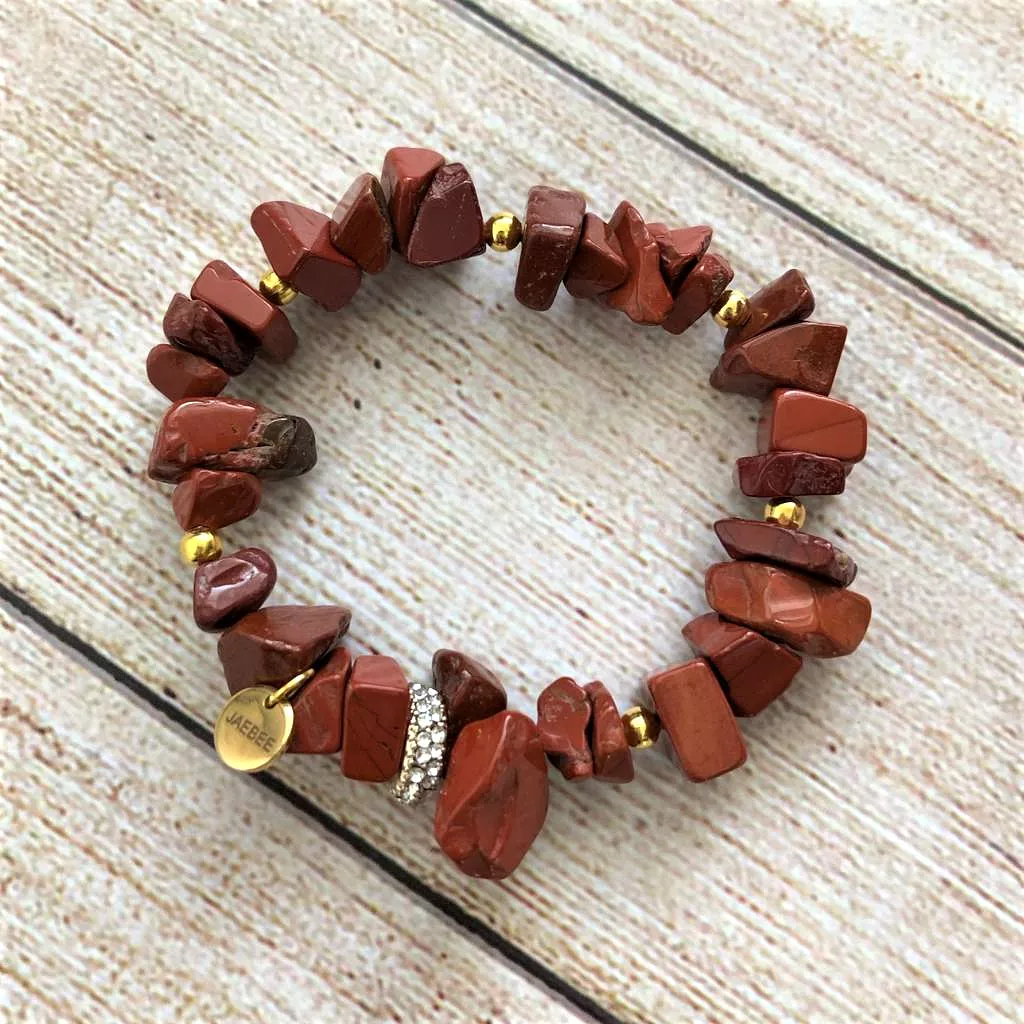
[381,147,446,254]
[341,655,411,783]
[583,681,634,783]
[758,389,868,465]
[603,201,673,325]
[162,293,256,375]
[515,185,586,311]
[251,201,362,311]
[537,677,593,781]
[172,469,262,532]
[563,212,628,299]
[662,251,734,335]
[432,649,508,749]
[649,222,713,289]
[331,173,393,274]
[146,344,229,401]
[735,451,848,498]
[725,268,815,348]
[193,547,277,633]
[405,163,486,267]
[291,647,352,755]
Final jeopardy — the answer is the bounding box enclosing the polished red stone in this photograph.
[432,649,507,747]
[251,201,362,311]
[537,677,593,780]
[735,451,847,498]
[647,658,747,781]
[162,293,255,375]
[583,681,634,783]
[405,163,485,267]
[148,397,316,483]
[758,389,868,464]
[434,710,549,880]
[380,147,445,254]
[330,172,393,274]
[725,268,815,348]
[682,613,802,716]
[706,561,871,658]
[711,321,847,397]
[603,201,673,325]
[714,517,858,587]
[146,344,229,401]
[341,655,411,782]
[515,185,586,311]
[191,260,297,363]
[193,547,277,633]
[662,252,734,335]
[171,468,262,531]
[563,213,628,299]
[290,647,352,755]
[649,222,712,289]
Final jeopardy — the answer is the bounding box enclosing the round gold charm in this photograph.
[214,686,295,773]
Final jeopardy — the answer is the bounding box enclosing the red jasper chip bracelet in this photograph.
[145,146,872,881]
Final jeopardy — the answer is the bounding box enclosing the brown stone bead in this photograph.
[603,201,674,325]
[583,681,634,783]
[330,173,393,274]
[380,147,445,254]
[432,649,507,747]
[758,389,868,465]
[662,252,734,335]
[735,451,847,498]
[193,547,277,633]
[649,222,713,289]
[714,517,858,587]
[536,677,593,781]
[251,201,362,312]
[706,561,871,658]
[340,655,411,782]
[711,321,847,398]
[148,397,317,483]
[162,293,256,376]
[682,613,802,717]
[190,260,298,363]
[514,185,586,311]
[647,658,747,781]
[172,469,262,531]
[218,605,350,693]
[563,213,628,299]
[725,268,815,348]
[405,163,486,267]
[434,710,548,880]
[146,344,229,401]
[291,647,352,755]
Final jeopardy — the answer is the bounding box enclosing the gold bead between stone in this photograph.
[712,288,750,329]
[259,269,298,306]
[484,212,523,253]
[621,705,661,749]
[179,528,223,566]
[764,498,806,530]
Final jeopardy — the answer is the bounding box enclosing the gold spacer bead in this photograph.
[484,211,523,253]
[259,269,299,306]
[764,498,806,530]
[621,705,661,749]
[179,528,223,566]
[712,288,751,329]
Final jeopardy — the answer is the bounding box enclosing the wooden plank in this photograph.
[467,0,1024,338]
[0,606,588,1024]
[0,1,1021,1022]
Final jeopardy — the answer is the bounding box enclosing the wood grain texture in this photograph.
[0,1,1021,1022]
[470,0,1024,338]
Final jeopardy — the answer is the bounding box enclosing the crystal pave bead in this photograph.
[391,684,448,806]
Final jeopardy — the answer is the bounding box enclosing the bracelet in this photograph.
[145,146,871,881]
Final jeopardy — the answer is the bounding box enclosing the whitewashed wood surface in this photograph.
[0,2,1020,1023]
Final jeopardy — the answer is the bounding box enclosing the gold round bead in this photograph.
[712,288,751,329]
[179,528,223,566]
[621,705,661,749]
[764,498,807,530]
[258,269,299,306]
[484,212,523,253]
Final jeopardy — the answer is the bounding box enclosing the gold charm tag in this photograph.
[214,686,295,773]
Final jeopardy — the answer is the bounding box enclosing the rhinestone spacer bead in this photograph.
[391,684,448,806]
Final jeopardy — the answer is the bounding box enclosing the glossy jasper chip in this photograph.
[683,613,802,717]
[714,517,858,587]
[380,146,446,254]
[735,451,847,498]
[710,321,847,397]
[330,172,393,274]
[341,655,411,782]
[537,677,593,780]
[563,212,628,299]
[725,268,815,348]
[647,658,747,781]
[706,561,871,658]
[146,344,228,401]
[193,547,277,633]
[291,647,352,755]
[172,468,262,531]
[251,200,361,311]
[432,649,507,748]
[405,163,486,267]
[661,252,734,335]
[758,389,868,465]
[603,201,673,324]
[584,681,634,783]
[648,222,713,289]
[191,260,298,363]
[514,185,586,311]
[162,293,256,375]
